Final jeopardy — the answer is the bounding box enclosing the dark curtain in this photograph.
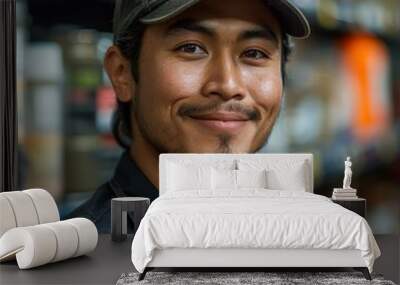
[0,0,17,192]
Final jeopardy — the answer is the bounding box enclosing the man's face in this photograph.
[132,0,283,154]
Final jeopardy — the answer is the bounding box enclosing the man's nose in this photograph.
[201,51,247,101]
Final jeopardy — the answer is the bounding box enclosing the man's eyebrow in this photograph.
[165,18,214,37]
[238,26,279,46]
[164,18,279,46]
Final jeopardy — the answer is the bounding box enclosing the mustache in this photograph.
[178,101,260,121]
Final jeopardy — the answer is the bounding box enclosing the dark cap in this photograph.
[114,0,311,40]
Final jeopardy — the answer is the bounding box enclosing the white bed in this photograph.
[131,154,381,280]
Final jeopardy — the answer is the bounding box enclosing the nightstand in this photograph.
[331,198,366,218]
[111,197,150,242]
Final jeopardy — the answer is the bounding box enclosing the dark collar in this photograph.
[109,151,159,201]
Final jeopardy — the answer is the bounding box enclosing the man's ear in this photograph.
[104,45,135,102]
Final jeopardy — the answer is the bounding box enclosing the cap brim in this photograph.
[140,0,311,39]
[271,0,311,39]
[140,0,200,24]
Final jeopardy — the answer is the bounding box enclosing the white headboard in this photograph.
[159,153,314,195]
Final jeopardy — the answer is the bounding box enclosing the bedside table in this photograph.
[111,197,150,242]
[331,198,366,218]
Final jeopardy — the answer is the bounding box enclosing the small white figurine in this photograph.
[343,156,353,189]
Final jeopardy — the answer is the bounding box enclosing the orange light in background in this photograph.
[96,86,116,111]
[339,33,391,142]
[96,86,117,147]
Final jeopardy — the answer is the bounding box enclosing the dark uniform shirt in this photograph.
[65,151,159,233]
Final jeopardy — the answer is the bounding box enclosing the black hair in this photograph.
[112,21,293,149]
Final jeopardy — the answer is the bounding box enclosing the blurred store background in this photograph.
[15,0,399,234]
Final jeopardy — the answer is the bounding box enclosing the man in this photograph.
[66,0,310,233]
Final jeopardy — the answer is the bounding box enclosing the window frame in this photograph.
[0,0,17,192]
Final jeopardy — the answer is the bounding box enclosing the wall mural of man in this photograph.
[66,0,311,233]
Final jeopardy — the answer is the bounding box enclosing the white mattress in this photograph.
[131,190,380,273]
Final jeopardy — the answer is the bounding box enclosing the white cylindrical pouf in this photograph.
[0,196,17,237]
[23,189,60,223]
[0,192,39,227]
[0,218,97,269]
[42,221,79,262]
[0,226,57,269]
[65,218,98,257]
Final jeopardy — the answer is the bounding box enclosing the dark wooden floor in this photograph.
[374,234,399,284]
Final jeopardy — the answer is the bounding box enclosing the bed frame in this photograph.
[139,248,371,280]
[138,154,372,281]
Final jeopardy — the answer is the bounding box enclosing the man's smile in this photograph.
[188,111,250,134]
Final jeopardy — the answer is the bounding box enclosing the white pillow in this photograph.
[236,169,267,188]
[167,162,211,191]
[238,159,308,191]
[211,168,237,190]
[266,167,306,191]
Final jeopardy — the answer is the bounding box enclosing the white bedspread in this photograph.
[131,190,380,273]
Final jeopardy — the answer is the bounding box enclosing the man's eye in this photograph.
[242,49,269,59]
[176,43,206,54]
